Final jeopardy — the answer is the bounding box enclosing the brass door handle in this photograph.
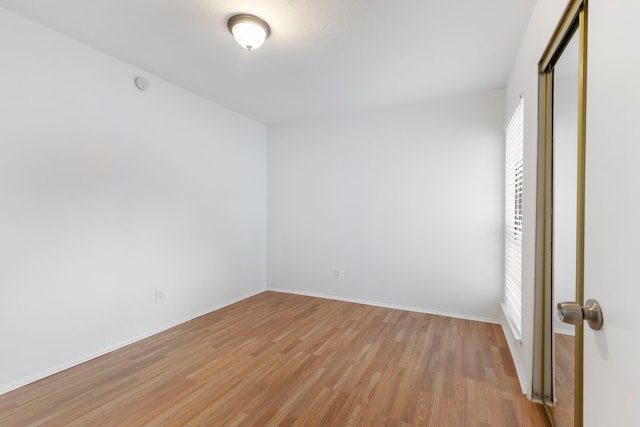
[557,299,603,330]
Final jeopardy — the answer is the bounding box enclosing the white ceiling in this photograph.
[0,0,536,124]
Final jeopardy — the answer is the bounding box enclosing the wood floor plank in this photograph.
[551,333,575,427]
[0,291,550,426]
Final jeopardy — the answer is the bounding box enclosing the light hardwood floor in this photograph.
[0,292,550,426]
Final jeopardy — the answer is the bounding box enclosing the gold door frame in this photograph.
[533,0,588,425]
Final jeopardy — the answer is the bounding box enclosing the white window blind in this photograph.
[504,99,524,336]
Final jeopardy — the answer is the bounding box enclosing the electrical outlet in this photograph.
[334,268,342,279]
[156,288,165,304]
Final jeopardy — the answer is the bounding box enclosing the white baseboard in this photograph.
[0,289,264,396]
[267,287,501,325]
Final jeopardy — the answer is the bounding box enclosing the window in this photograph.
[504,99,524,336]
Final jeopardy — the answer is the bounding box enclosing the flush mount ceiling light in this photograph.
[227,14,270,51]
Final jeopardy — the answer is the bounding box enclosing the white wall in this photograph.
[0,8,266,394]
[504,0,571,396]
[267,90,504,322]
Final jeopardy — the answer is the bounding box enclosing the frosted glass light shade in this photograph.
[227,14,270,51]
